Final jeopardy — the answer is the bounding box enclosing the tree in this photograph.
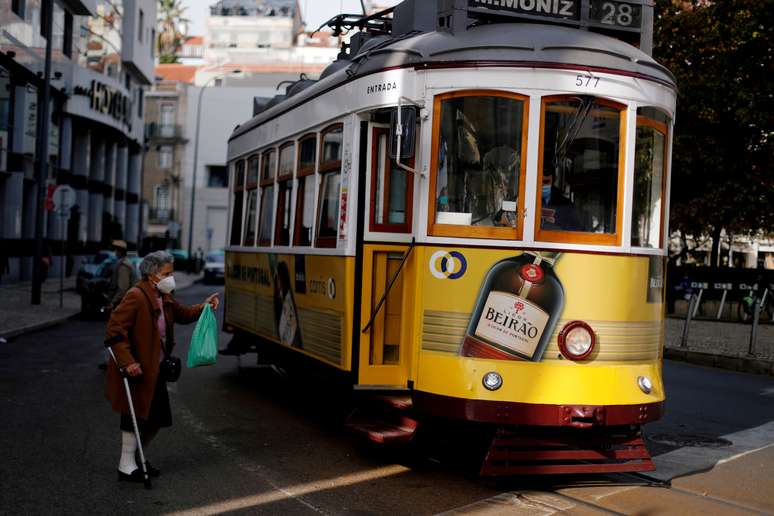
[157,0,189,64]
[653,0,774,266]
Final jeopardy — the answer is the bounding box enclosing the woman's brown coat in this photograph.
[104,278,203,419]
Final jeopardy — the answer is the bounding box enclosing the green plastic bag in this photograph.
[187,304,217,368]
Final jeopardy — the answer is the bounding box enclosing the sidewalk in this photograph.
[665,316,774,375]
[0,273,202,340]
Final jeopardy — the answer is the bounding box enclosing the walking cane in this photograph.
[107,347,152,489]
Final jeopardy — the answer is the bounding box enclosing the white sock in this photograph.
[118,431,139,474]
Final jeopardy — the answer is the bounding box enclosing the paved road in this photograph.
[1,283,773,515]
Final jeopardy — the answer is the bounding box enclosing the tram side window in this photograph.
[229,160,245,245]
[294,134,317,246]
[431,92,528,240]
[257,149,276,246]
[274,142,295,246]
[632,108,670,248]
[242,154,260,246]
[537,96,625,245]
[371,127,413,232]
[316,124,343,248]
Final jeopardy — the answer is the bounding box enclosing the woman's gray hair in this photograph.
[139,251,174,278]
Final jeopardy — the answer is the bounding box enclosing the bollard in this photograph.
[692,288,704,319]
[747,297,761,357]
[716,290,727,320]
[681,294,697,348]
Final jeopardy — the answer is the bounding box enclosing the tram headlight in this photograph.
[637,375,653,394]
[558,321,596,361]
[482,371,503,391]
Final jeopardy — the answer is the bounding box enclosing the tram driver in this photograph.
[540,172,582,232]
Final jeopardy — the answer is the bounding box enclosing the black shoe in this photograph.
[144,461,160,478]
[117,468,146,483]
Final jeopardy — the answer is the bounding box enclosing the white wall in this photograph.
[121,0,156,84]
[181,86,258,253]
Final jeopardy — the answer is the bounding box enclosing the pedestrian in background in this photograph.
[106,240,137,311]
[104,251,219,482]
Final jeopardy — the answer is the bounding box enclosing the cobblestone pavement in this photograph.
[665,316,774,360]
[0,273,202,339]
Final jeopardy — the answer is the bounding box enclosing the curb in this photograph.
[665,348,774,377]
[1,278,204,340]
[2,311,81,340]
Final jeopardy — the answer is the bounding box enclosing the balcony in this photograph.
[145,123,186,141]
[149,208,177,224]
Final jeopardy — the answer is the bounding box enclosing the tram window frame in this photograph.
[257,148,277,247]
[370,126,414,233]
[229,159,246,246]
[535,95,627,246]
[294,133,317,247]
[427,90,530,241]
[631,108,670,249]
[274,141,295,246]
[316,123,344,248]
[246,154,260,188]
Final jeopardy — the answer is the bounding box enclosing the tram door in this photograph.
[357,124,415,388]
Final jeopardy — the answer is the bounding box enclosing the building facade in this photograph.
[142,80,190,251]
[0,0,156,283]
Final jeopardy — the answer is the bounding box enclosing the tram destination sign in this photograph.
[468,0,644,34]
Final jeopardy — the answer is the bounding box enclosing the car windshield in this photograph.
[206,252,224,263]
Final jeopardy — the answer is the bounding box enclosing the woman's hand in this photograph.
[124,363,143,377]
[204,293,220,311]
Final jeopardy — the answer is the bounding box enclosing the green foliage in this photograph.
[653,0,774,262]
[157,0,189,60]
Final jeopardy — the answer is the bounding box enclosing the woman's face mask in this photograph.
[541,185,552,205]
[155,275,176,294]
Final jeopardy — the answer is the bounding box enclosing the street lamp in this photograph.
[187,69,241,266]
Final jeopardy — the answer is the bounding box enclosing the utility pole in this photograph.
[32,0,54,305]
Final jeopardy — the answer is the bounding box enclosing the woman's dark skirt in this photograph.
[120,378,172,432]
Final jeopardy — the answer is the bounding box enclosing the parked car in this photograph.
[76,250,115,295]
[203,249,225,284]
[79,254,142,316]
[165,248,191,271]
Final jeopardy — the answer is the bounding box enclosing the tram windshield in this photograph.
[539,96,623,237]
[434,94,526,230]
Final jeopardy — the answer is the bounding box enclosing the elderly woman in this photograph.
[104,251,218,482]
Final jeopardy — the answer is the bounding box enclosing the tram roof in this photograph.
[229,22,676,142]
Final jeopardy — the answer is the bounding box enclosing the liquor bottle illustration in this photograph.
[461,252,563,361]
[268,255,303,349]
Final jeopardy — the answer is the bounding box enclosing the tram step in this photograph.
[345,396,417,446]
[480,427,655,476]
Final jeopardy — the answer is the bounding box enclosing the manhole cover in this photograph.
[647,433,732,448]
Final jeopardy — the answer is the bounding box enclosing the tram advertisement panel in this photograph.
[422,247,664,362]
[226,251,352,369]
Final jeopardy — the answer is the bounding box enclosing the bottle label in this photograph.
[474,291,549,358]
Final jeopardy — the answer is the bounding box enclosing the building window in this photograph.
[154,184,170,211]
[12,0,25,18]
[207,165,228,187]
[158,145,172,169]
[159,103,175,137]
[63,12,73,57]
[138,89,144,118]
[0,66,11,173]
[151,28,156,57]
[79,0,124,77]
[138,9,144,42]
[41,0,51,37]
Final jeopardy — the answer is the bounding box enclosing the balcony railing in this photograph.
[145,123,185,140]
[149,208,177,224]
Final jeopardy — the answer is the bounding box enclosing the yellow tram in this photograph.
[222,0,675,474]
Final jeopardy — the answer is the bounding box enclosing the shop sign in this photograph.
[73,80,132,129]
